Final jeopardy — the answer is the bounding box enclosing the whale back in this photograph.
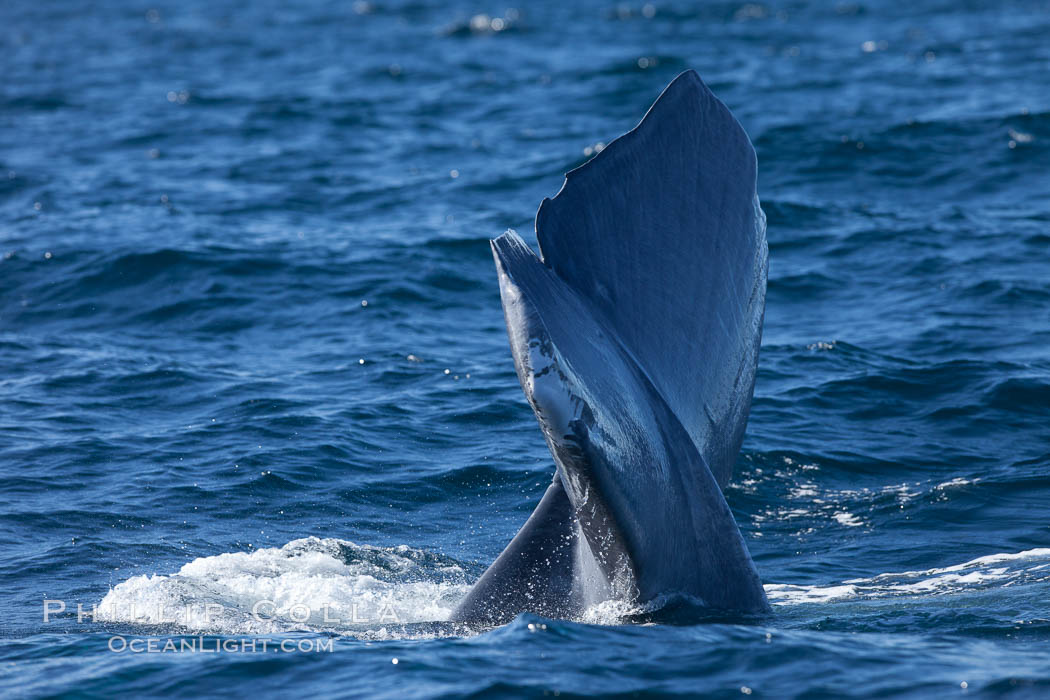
[535,70,767,488]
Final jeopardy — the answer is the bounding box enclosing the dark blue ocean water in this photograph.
[3,0,1050,696]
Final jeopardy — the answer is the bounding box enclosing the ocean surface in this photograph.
[2,0,1050,697]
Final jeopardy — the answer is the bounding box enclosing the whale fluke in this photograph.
[452,70,769,625]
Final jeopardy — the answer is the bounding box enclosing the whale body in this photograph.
[452,70,769,625]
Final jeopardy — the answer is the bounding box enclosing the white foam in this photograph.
[96,537,470,638]
[580,598,642,625]
[767,548,1050,606]
[98,538,1050,630]
[764,583,859,604]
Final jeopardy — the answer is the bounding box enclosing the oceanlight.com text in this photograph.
[107,636,334,654]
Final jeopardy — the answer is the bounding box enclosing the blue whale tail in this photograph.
[452,70,769,625]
